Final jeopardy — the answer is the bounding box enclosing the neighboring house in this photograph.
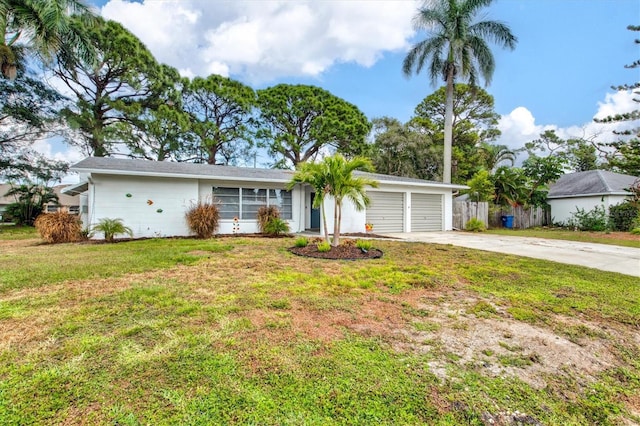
[0,183,80,221]
[63,157,467,238]
[547,170,638,224]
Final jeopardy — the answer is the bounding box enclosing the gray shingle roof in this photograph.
[70,157,467,189]
[548,170,639,198]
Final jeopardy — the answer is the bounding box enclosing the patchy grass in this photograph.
[0,235,638,425]
[0,225,38,240]
[487,227,640,248]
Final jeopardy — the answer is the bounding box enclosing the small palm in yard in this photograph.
[91,218,133,242]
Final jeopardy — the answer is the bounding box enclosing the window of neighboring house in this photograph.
[213,187,240,219]
[213,187,293,220]
[68,205,80,214]
[46,205,59,213]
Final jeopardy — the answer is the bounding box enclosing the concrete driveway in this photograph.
[383,232,640,278]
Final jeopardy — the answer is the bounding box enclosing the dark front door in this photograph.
[310,193,320,229]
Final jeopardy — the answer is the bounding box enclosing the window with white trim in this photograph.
[213,187,239,219]
[212,187,292,220]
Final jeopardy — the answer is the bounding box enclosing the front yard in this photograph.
[0,232,638,425]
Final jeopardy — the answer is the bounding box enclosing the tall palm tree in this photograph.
[1,0,95,79]
[403,0,517,184]
[478,142,516,171]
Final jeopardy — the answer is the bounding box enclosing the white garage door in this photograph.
[411,193,442,231]
[366,191,405,233]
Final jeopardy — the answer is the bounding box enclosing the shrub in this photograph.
[568,206,609,231]
[631,228,640,235]
[257,206,280,234]
[608,202,639,232]
[92,218,133,242]
[465,218,486,232]
[341,239,356,247]
[317,241,331,252]
[185,201,220,238]
[355,240,373,251]
[34,212,83,243]
[294,237,309,247]
[263,217,290,236]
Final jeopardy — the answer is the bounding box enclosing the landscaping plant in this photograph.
[294,236,309,247]
[91,218,133,242]
[34,211,83,243]
[185,201,220,238]
[257,206,281,234]
[465,217,487,232]
[263,217,290,236]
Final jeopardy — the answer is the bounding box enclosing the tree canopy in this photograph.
[182,74,257,165]
[54,17,178,157]
[256,84,371,168]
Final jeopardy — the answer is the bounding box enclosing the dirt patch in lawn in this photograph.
[237,287,633,392]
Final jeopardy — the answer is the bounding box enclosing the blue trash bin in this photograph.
[501,215,514,229]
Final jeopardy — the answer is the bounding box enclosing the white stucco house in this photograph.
[547,170,638,224]
[63,157,467,238]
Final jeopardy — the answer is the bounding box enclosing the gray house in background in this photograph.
[547,170,638,224]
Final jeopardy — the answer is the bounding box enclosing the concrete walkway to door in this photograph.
[382,232,640,278]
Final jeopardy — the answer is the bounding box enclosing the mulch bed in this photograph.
[289,244,383,260]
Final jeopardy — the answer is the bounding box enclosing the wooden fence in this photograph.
[488,205,551,229]
[454,201,551,230]
[453,201,489,230]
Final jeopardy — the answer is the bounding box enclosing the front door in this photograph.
[310,193,320,229]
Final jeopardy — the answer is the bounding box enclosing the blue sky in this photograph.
[44,0,640,172]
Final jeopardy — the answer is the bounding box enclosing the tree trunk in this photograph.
[332,199,341,247]
[443,69,455,184]
[321,198,330,244]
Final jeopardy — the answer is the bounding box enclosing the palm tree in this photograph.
[288,160,332,244]
[403,0,517,184]
[478,142,516,171]
[1,0,95,79]
[324,155,378,246]
[91,218,133,243]
[288,154,378,247]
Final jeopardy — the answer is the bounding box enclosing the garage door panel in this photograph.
[366,192,404,233]
[411,194,442,231]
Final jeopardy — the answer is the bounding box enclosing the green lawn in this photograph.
[487,227,640,248]
[0,234,638,425]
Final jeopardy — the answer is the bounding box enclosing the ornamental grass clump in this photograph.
[257,206,280,234]
[34,211,83,243]
[263,217,290,236]
[317,241,331,252]
[185,201,220,239]
[294,236,309,247]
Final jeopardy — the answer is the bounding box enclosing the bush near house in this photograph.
[567,206,609,231]
[257,206,281,234]
[91,218,134,242]
[608,202,640,232]
[185,201,220,239]
[34,211,83,243]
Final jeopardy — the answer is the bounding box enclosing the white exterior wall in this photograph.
[89,174,198,238]
[549,195,629,224]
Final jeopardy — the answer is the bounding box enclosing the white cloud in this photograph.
[100,0,419,82]
[495,89,639,154]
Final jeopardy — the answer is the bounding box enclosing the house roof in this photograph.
[69,157,468,190]
[548,170,639,199]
